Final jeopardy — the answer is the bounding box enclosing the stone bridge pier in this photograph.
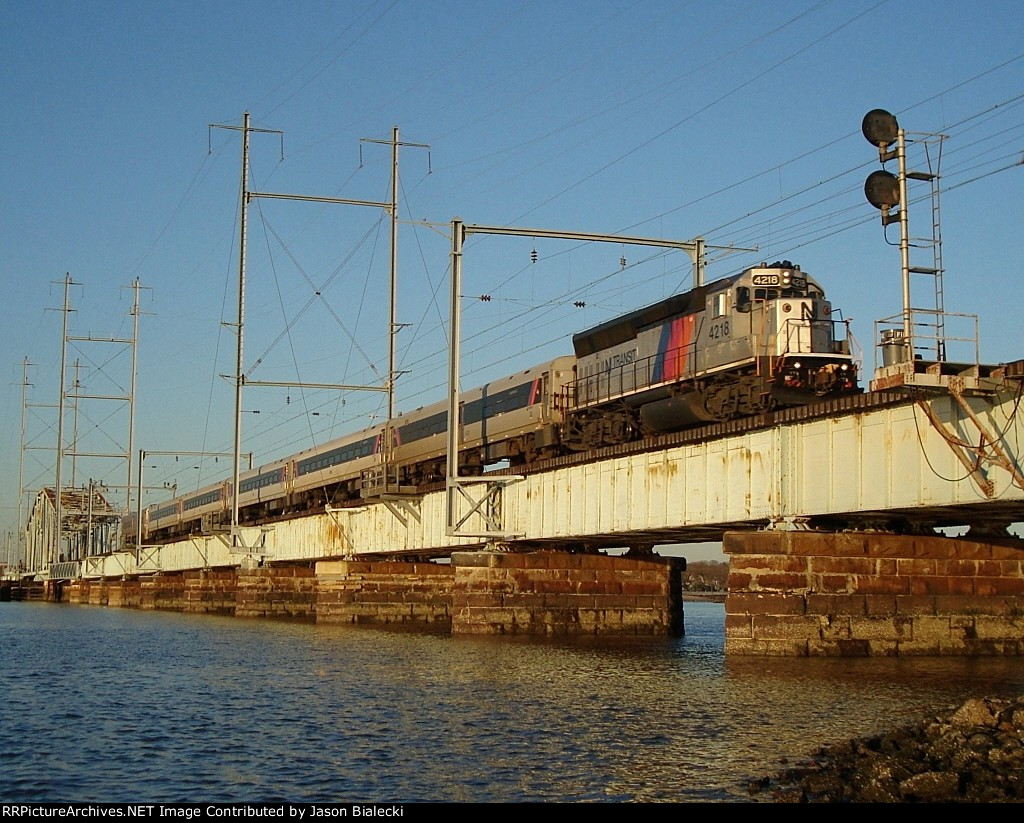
[53,549,686,637]
[724,530,1024,656]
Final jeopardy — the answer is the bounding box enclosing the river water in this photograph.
[2,601,1024,804]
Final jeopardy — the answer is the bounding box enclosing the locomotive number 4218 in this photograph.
[709,321,730,339]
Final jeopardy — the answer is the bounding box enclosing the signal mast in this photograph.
[861,108,963,372]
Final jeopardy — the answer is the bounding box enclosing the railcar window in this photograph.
[464,381,534,424]
[296,436,377,476]
[240,470,284,493]
[184,489,222,510]
[736,286,751,312]
[398,411,447,444]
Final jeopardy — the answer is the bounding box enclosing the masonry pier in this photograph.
[36,531,1024,653]
[724,531,1024,656]
[45,550,685,637]
[1,579,45,602]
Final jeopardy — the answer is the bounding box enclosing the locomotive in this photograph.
[566,259,857,446]
[131,260,858,544]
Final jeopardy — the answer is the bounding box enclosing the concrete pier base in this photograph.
[724,530,1024,656]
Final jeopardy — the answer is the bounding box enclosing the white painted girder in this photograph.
[81,388,1024,577]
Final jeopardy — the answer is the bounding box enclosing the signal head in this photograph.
[864,169,900,211]
[862,109,899,148]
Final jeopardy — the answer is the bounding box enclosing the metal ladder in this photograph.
[906,133,947,361]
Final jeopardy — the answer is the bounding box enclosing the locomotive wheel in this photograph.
[703,373,775,420]
[703,379,743,420]
[562,404,642,450]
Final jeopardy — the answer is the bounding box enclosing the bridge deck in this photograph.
[60,383,1024,579]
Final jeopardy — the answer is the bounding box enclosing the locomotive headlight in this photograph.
[782,272,792,286]
[792,361,802,370]
[782,303,792,313]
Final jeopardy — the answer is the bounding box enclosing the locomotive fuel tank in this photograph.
[639,392,719,431]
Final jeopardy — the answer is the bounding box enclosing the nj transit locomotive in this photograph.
[131,261,858,543]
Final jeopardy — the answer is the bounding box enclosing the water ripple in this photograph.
[2,601,1024,802]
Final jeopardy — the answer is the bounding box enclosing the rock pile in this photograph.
[748,695,1024,803]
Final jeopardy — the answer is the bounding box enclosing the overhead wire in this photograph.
[251,188,319,447]
[286,0,533,160]
[504,0,887,227]
[424,0,693,149]
[258,0,400,120]
[126,9,1024,502]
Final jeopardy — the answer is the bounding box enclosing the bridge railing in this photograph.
[874,309,980,369]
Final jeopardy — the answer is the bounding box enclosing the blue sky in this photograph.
[1,0,1022,563]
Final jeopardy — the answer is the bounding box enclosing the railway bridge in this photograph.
[38,361,1024,655]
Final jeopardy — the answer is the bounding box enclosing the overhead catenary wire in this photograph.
[42,9,1024,508]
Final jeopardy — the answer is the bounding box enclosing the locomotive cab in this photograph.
[736,261,856,399]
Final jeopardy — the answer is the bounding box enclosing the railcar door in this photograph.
[748,289,778,360]
[700,290,735,373]
[809,301,834,352]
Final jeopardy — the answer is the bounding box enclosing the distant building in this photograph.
[682,560,728,592]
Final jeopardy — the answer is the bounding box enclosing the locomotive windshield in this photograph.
[736,271,822,310]
[754,285,812,300]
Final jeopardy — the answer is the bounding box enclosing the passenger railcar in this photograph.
[288,424,382,510]
[390,355,577,485]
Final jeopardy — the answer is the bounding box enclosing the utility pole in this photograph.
[18,357,32,571]
[447,222,704,538]
[233,110,251,546]
[46,275,146,562]
[133,449,251,561]
[22,360,57,571]
[126,279,141,517]
[210,113,427,546]
[361,126,429,420]
[70,359,82,487]
[54,273,74,566]
[210,111,282,549]
[63,278,146,554]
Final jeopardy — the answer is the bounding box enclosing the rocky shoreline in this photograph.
[747,695,1024,802]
